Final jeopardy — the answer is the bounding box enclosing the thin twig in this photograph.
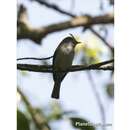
[90,27,114,53]
[30,0,76,17]
[17,56,53,61]
[17,88,50,130]
[17,59,114,72]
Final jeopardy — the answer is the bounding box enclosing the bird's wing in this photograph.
[53,43,67,82]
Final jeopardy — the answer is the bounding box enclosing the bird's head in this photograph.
[69,33,81,45]
[61,34,81,47]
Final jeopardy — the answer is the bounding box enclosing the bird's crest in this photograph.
[69,34,81,44]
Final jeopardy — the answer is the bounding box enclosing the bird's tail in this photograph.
[51,82,61,99]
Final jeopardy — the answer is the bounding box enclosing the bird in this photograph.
[51,34,81,99]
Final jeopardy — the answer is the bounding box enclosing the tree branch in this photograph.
[17,56,53,61]
[30,0,76,17]
[28,0,114,53]
[17,5,114,44]
[17,59,114,72]
[17,87,50,130]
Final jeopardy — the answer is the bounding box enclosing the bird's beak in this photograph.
[76,41,82,44]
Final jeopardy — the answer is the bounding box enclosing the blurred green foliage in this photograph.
[47,102,63,121]
[17,101,97,130]
[17,109,30,130]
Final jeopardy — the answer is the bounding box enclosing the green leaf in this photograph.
[17,110,30,130]
[106,83,114,99]
[70,117,95,130]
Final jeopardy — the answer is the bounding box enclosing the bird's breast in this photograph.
[54,44,74,70]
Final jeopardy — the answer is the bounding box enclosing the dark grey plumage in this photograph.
[51,35,80,99]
